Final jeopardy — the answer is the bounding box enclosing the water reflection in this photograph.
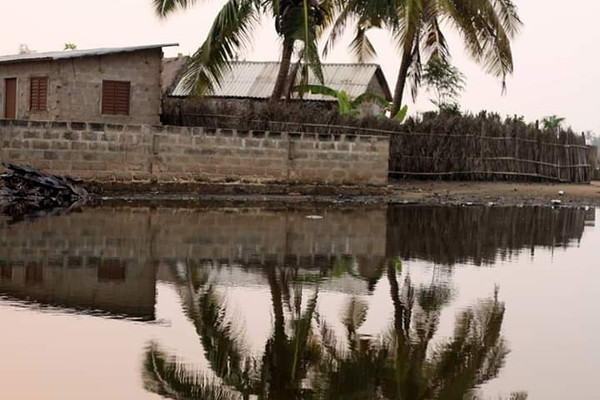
[387,206,594,265]
[0,205,593,399]
[144,260,527,399]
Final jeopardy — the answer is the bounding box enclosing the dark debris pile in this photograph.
[0,163,90,221]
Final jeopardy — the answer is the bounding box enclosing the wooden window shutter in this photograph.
[102,80,130,115]
[30,77,48,111]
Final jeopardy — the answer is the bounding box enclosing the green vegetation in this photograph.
[422,57,466,114]
[63,43,77,51]
[153,0,332,100]
[541,115,566,133]
[154,0,522,117]
[327,0,522,115]
[293,84,391,116]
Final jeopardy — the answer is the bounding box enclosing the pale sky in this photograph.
[1,0,598,133]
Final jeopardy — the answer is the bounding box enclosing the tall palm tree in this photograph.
[326,0,522,116]
[153,0,332,101]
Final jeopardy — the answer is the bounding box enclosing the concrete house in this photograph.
[0,44,176,125]
[164,60,393,117]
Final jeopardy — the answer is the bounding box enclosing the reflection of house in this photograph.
[0,258,156,320]
[0,44,176,124]
[164,60,392,117]
[0,257,156,320]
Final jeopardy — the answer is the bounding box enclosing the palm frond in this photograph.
[153,0,199,17]
[322,7,353,58]
[421,18,450,62]
[142,342,241,400]
[493,0,523,38]
[178,0,259,96]
[349,24,377,63]
[428,292,508,398]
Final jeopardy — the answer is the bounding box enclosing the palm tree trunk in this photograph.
[391,48,413,117]
[270,37,295,102]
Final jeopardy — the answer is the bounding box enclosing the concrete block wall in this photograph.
[0,119,390,186]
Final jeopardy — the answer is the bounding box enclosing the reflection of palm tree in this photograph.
[317,264,525,399]
[143,262,321,399]
[259,265,321,399]
[143,260,526,399]
[143,342,241,400]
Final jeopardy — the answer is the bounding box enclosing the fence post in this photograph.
[590,146,598,181]
[480,119,486,179]
[514,127,519,176]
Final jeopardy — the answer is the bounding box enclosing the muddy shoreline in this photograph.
[92,180,600,208]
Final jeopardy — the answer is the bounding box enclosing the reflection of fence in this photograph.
[386,205,594,266]
[390,130,592,183]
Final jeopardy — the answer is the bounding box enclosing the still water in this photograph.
[0,205,597,399]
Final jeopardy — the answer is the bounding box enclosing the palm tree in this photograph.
[326,0,522,116]
[153,0,332,101]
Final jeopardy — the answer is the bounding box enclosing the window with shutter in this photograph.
[30,77,48,112]
[102,80,131,115]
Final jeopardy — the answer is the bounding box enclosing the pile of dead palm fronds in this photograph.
[0,163,89,220]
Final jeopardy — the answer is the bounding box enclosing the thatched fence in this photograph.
[390,114,592,183]
[163,99,594,183]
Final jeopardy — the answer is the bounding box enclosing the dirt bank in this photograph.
[388,181,600,207]
[95,181,600,208]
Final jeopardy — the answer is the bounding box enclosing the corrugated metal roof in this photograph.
[170,61,392,101]
[0,44,178,65]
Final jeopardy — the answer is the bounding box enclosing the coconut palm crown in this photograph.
[153,0,333,101]
[326,0,522,116]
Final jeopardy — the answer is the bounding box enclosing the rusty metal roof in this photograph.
[0,44,178,65]
[170,61,392,101]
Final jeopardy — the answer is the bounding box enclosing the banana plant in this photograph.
[293,84,391,116]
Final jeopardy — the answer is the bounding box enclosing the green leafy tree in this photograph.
[422,57,466,113]
[326,0,522,116]
[153,0,333,101]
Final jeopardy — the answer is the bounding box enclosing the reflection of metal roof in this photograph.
[170,61,392,101]
[0,44,178,65]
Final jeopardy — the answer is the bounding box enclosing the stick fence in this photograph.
[389,127,591,183]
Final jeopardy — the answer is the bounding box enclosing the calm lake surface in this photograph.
[0,204,598,399]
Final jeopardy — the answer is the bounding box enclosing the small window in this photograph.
[98,259,127,281]
[26,262,43,285]
[30,77,48,111]
[102,80,130,115]
[0,264,12,280]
